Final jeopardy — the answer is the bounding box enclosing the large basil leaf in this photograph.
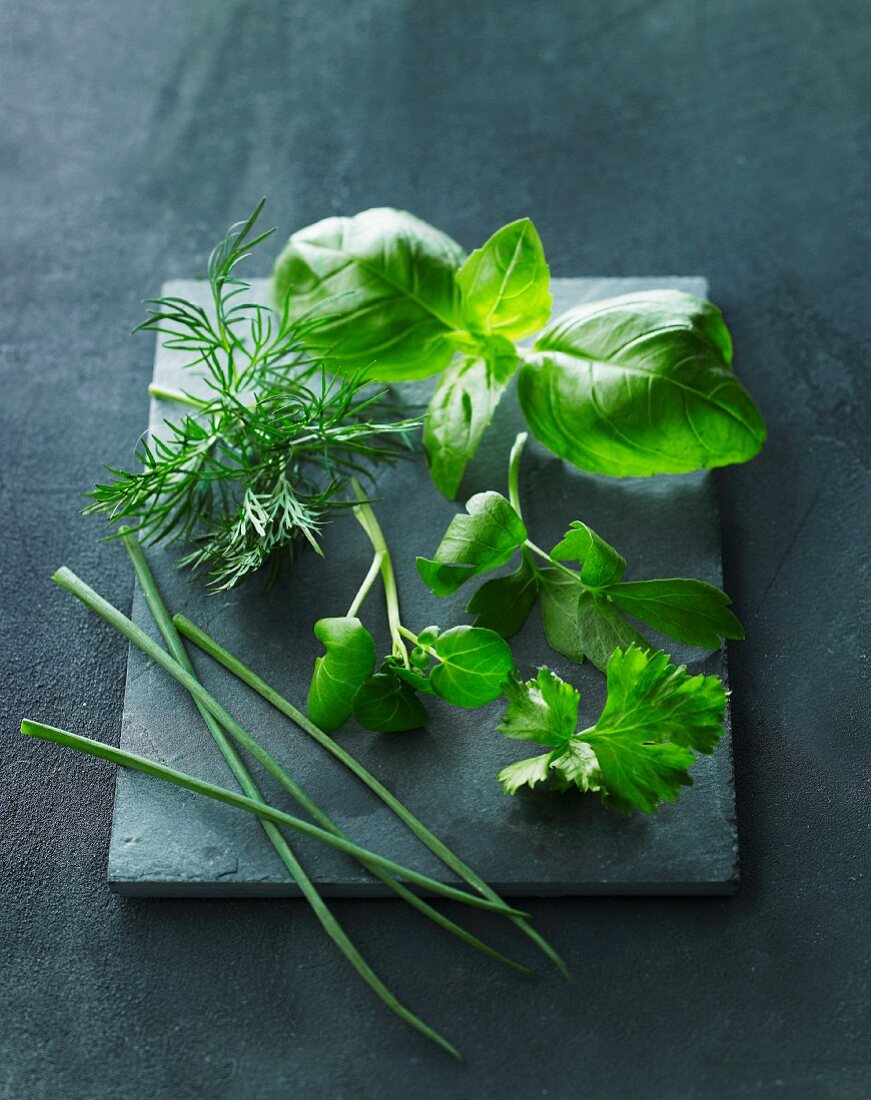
[609,578,744,648]
[307,617,376,732]
[272,208,466,381]
[518,290,766,475]
[416,491,526,597]
[456,218,552,340]
[352,669,428,733]
[429,626,515,708]
[466,555,539,638]
[423,339,518,499]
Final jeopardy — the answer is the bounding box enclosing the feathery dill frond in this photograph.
[86,202,421,589]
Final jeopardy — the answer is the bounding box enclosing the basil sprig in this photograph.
[273,209,765,496]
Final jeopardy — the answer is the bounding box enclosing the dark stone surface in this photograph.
[111,276,739,897]
[2,1,868,1096]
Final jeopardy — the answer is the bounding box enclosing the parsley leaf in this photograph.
[609,578,745,648]
[416,491,526,596]
[466,556,539,638]
[498,668,580,744]
[495,646,727,813]
[429,626,515,708]
[551,521,626,589]
[352,669,428,733]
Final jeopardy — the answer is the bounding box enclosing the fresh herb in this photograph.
[87,202,420,589]
[36,548,575,1057]
[496,646,728,813]
[273,208,765,497]
[305,487,516,734]
[417,433,744,671]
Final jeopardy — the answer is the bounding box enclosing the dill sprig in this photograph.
[86,202,421,589]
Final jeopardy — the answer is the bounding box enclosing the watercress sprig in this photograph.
[306,484,515,734]
[273,207,766,497]
[416,433,744,671]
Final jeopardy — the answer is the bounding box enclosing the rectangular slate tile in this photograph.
[109,276,738,896]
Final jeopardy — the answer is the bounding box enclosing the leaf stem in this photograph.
[351,483,409,666]
[507,432,528,519]
[172,612,570,979]
[524,539,582,584]
[346,551,385,619]
[147,383,209,409]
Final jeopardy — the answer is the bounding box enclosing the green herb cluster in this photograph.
[418,433,744,671]
[273,207,766,498]
[87,204,420,588]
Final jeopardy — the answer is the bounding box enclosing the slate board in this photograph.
[108,276,738,897]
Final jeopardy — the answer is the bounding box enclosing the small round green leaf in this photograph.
[352,671,428,733]
[429,626,515,708]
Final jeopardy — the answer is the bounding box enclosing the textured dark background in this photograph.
[2,1,868,1097]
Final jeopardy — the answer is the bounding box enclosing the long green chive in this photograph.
[122,531,530,975]
[52,569,525,914]
[22,718,469,1058]
[173,614,569,978]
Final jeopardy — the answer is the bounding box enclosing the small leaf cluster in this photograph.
[416,480,744,672]
[496,646,728,814]
[273,208,766,498]
[308,618,514,735]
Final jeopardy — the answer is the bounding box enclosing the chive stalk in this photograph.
[21,717,470,1060]
[123,531,530,974]
[172,614,570,978]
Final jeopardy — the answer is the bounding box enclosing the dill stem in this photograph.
[147,384,209,409]
[346,551,385,619]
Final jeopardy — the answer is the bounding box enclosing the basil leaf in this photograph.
[307,617,376,732]
[423,341,518,499]
[551,521,626,589]
[466,555,539,638]
[538,569,585,663]
[429,626,515,708]
[609,578,744,648]
[577,593,650,672]
[518,290,766,475]
[416,491,527,597]
[272,208,466,381]
[498,668,580,745]
[456,218,552,340]
[352,670,428,733]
